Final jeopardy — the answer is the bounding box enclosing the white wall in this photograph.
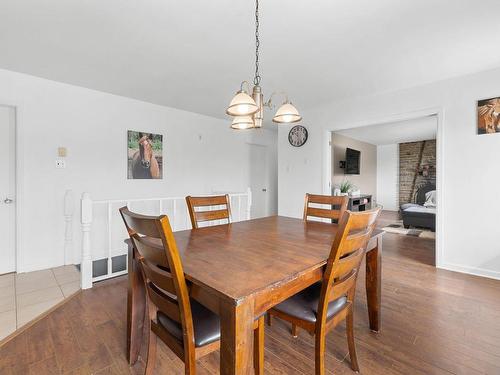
[0,68,277,273]
[332,133,377,199]
[376,144,399,211]
[278,66,500,280]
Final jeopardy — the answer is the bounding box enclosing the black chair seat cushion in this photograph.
[157,299,220,347]
[273,282,347,323]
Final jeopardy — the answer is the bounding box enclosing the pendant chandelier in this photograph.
[226,0,302,130]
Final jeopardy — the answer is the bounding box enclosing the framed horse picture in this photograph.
[127,130,163,179]
[477,97,500,135]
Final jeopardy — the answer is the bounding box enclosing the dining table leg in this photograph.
[365,235,382,332]
[127,246,146,365]
[219,298,255,375]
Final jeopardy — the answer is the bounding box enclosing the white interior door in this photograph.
[0,106,16,274]
[248,144,268,219]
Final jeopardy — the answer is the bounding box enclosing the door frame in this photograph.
[246,142,269,218]
[0,100,25,273]
[322,107,444,268]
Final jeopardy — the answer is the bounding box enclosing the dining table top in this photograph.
[135,216,383,304]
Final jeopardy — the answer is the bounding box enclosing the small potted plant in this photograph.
[338,180,353,196]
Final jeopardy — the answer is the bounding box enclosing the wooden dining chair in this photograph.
[265,193,349,330]
[186,195,232,229]
[303,193,349,224]
[268,207,381,374]
[119,207,265,375]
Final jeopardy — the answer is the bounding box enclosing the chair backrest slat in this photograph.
[186,195,231,229]
[194,209,231,223]
[133,236,169,268]
[345,212,379,231]
[121,210,164,238]
[332,247,365,279]
[119,207,195,353]
[303,193,348,223]
[147,282,182,323]
[305,207,342,220]
[187,195,228,206]
[141,260,177,296]
[340,230,372,257]
[329,270,357,302]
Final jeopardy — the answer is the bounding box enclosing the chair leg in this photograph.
[346,309,360,372]
[291,323,298,338]
[314,331,326,375]
[266,312,272,326]
[254,316,265,375]
[144,330,157,375]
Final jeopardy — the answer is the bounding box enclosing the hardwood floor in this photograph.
[1,211,500,374]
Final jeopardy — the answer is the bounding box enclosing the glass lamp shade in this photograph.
[230,115,255,130]
[226,91,259,116]
[272,102,302,123]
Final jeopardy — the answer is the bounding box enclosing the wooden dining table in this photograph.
[126,216,383,375]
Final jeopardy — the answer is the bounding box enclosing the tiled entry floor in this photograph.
[0,265,80,341]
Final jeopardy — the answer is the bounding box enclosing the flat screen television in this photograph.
[345,148,360,174]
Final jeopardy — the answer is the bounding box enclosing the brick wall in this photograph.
[399,140,436,206]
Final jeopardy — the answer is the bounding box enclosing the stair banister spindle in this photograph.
[172,199,177,231]
[238,196,242,222]
[107,202,112,277]
[246,187,252,220]
[81,192,93,290]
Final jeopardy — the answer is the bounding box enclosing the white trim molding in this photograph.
[438,263,500,281]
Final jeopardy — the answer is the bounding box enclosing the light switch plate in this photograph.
[58,147,67,157]
[55,159,66,169]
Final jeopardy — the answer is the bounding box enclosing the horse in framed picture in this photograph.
[131,134,160,179]
[478,97,500,134]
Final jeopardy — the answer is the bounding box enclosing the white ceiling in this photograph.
[1,1,500,121]
[336,115,437,145]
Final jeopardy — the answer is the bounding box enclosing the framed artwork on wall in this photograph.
[127,130,163,179]
[477,97,500,135]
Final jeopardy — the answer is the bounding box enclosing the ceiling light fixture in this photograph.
[231,115,255,130]
[226,0,302,130]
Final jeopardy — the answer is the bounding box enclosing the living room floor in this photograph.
[376,210,401,228]
[378,210,436,265]
[1,214,499,374]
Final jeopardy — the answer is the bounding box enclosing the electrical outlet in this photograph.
[55,159,66,169]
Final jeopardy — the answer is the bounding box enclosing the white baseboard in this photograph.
[437,262,500,281]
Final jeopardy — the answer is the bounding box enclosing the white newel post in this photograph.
[246,187,252,220]
[81,192,93,289]
[64,190,74,265]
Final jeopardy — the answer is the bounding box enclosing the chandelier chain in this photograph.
[254,0,261,86]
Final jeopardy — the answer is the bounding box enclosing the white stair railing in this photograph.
[80,188,252,289]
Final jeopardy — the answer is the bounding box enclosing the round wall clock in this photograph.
[288,125,308,147]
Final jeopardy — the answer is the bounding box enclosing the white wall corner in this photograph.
[437,262,500,281]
